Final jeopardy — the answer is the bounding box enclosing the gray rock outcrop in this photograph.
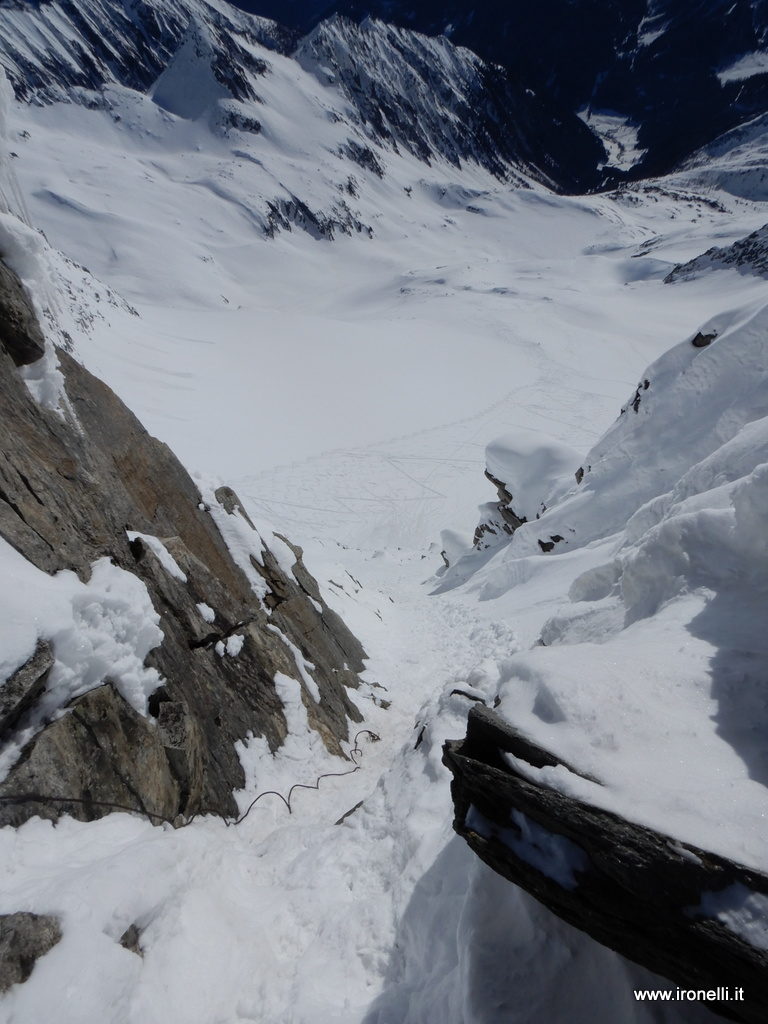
[0,913,62,992]
[0,260,45,366]
[0,257,367,826]
[473,470,526,550]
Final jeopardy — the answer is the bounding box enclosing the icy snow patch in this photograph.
[693,885,768,950]
[196,601,216,623]
[203,485,268,601]
[215,634,243,657]
[126,531,188,583]
[465,803,589,890]
[149,18,232,121]
[266,623,321,703]
[578,108,647,171]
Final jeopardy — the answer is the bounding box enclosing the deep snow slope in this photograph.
[1,0,768,1019]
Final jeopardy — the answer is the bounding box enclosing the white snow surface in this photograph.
[484,431,582,521]
[1,9,767,1021]
[196,600,216,623]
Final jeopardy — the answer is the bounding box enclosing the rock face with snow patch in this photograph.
[444,707,768,1024]
[289,0,768,182]
[296,16,604,192]
[472,470,524,551]
[473,434,579,551]
[0,257,366,827]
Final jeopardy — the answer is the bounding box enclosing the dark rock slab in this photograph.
[444,706,768,1024]
[0,912,62,992]
[0,260,45,366]
[0,684,181,827]
[0,641,53,740]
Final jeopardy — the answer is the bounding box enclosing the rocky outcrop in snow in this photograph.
[665,223,768,282]
[473,434,580,551]
[443,301,768,1020]
[444,707,768,1024]
[0,913,61,993]
[0,256,366,827]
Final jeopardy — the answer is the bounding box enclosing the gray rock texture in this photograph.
[0,257,366,826]
[444,706,768,1024]
[473,469,526,550]
[0,641,53,740]
[0,261,45,366]
[0,913,62,992]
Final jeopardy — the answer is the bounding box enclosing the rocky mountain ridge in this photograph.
[0,0,604,192]
[246,0,768,184]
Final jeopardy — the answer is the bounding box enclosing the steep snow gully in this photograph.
[2,1,768,1021]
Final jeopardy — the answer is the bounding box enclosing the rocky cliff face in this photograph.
[0,0,294,104]
[0,255,366,827]
[295,15,604,192]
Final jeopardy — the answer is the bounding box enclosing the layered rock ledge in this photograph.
[444,706,768,1024]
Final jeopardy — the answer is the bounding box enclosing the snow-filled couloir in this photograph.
[1,0,768,1021]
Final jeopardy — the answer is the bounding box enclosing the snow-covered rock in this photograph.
[665,222,768,281]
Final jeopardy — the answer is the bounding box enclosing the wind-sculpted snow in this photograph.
[445,300,768,875]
